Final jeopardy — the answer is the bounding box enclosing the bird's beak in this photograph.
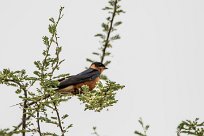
[104,67,108,69]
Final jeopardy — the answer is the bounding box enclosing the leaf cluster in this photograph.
[78,80,124,112]
[134,118,150,136]
[177,118,204,136]
[0,69,35,94]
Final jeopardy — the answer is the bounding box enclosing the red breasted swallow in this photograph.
[57,62,107,94]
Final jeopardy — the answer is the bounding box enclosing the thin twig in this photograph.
[22,89,28,136]
[41,7,63,82]
[37,110,42,136]
[53,102,65,136]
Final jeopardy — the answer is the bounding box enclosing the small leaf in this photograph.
[95,33,105,39]
[86,58,94,63]
[111,34,120,41]
[51,117,57,120]
[114,21,122,27]
[61,114,69,119]
[104,61,111,66]
[49,17,55,23]
[33,71,41,77]
[92,52,100,56]
[102,23,109,32]
[145,125,150,130]
[134,131,145,136]
[116,9,125,14]
[102,6,113,10]
[48,24,56,34]
[42,36,49,45]
[34,61,42,70]
[56,46,62,53]
[15,89,22,94]
[105,52,111,56]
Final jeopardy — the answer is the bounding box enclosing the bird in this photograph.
[56,62,108,94]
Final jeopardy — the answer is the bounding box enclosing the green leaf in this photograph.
[134,131,145,136]
[102,6,113,10]
[95,33,105,39]
[48,24,56,34]
[56,46,62,54]
[49,17,55,23]
[102,23,109,32]
[114,21,122,27]
[111,34,120,41]
[34,61,42,70]
[104,61,111,66]
[116,9,125,14]
[61,114,69,120]
[42,36,49,45]
[105,52,111,56]
[51,117,57,120]
[92,52,100,56]
[15,89,22,94]
[33,71,41,77]
[86,58,94,63]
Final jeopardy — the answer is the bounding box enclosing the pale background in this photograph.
[0,0,204,136]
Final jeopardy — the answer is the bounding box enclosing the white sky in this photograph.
[0,0,204,136]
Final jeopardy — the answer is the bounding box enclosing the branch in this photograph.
[53,102,65,136]
[101,0,118,63]
[37,110,42,136]
[22,89,28,136]
[88,0,124,66]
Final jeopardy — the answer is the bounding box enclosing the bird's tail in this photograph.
[55,85,75,94]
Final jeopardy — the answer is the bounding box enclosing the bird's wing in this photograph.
[58,68,100,89]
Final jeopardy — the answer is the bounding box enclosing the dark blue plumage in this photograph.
[58,68,100,89]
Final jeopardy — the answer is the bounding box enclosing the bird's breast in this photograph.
[75,77,100,90]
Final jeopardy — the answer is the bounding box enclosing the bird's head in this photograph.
[90,62,108,73]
